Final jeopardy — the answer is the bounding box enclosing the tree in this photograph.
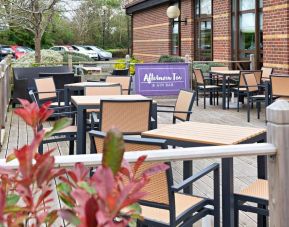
[0,0,62,63]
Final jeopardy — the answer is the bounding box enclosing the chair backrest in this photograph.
[193,68,205,84]
[89,131,172,207]
[106,76,132,95]
[261,67,273,80]
[210,66,229,71]
[271,75,289,97]
[28,90,39,105]
[243,73,258,92]
[34,77,57,100]
[99,99,152,134]
[240,70,262,86]
[85,84,122,96]
[253,70,262,85]
[174,90,196,121]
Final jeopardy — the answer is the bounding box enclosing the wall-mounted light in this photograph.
[166,5,187,26]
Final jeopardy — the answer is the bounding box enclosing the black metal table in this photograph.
[71,95,158,155]
[142,121,266,227]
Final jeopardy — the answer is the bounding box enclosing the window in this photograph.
[171,2,180,56]
[195,0,212,61]
[232,0,263,66]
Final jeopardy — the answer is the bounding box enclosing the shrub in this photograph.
[13,49,63,67]
[158,55,185,63]
[193,63,210,73]
[107,49,128,58]
[114,56,143,76]
[62,52,94,63]
[208,62,226,68]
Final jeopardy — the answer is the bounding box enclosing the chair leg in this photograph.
[204,90,206,109]
[196,89,199,106]
[69,139,74,155]
[247,93,251,122]
[216,89,219,105]
[234,200,240,227]
[257,101,261,119]
[237,91,240,112]
[227,87,230,109]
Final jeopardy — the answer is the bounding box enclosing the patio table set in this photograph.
[25,70,275,226]
[194,66,289,122]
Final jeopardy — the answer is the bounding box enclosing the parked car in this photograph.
[50,45,74,53]
[0,45,15,61]
[84,45,112,61]
[71,45,99,61]
[11,45,32,59]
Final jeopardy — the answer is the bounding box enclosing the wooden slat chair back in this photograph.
[174,90,196,121]
[210,66,229,71]
[261,67,273,80]
[271,75,289,97]
[34,77,57,100]
[106,76,132,95]
[253,71,262,85]
[240,70,262,86]
[99,99,152,134]
[243,73,259,92]
[90,131,170,205]
[85,84,122,96]
[193,68,205,84]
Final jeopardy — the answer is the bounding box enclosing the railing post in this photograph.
[68,54,73,72]
[266,100,289,227]
[250,54,255,70]
[125,54,130,71]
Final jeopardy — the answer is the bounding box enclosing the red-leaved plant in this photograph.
[0,99,168,226]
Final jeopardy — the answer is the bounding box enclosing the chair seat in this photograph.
[232,87,247,91]
[87,109,100,113]
[217,83,236,86]
[44,125,77,134]
[238,179,268,200]
[140,193,204,224]
[251,95,266,99]
[198,85,219,89]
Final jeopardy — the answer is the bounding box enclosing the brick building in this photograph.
[125,0,289,73]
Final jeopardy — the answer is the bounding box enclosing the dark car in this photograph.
[0,45,14,61]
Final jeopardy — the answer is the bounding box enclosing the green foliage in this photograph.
[158,55,185,63]
[13,50,63,67]
[107,48,128,58]
[62,52,94,63]
[193,63,211,73]
[208,62,226,68]
[114,57,143,76]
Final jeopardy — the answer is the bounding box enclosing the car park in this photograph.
[50,45,74,53]
[71,45,99,61]
[11,45,32,59]
[84,45,112,61]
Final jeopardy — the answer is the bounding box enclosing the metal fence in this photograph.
[0,56,12,146]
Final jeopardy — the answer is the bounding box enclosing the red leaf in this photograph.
[14,145,33,180]
[0,188,6,222]
[142,163,169,177]
[84,197,98,227]
[133,156,147,174]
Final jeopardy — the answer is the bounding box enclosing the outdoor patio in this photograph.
[1,98,266,227]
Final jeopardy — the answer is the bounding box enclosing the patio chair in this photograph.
[98,99,152,134]
[270,75,289,101]
[34,77,65,107]
[28,90,77,155]
[243,73,267,122]
[157,90,196,124]
[84,84,122,96]
[261,67,273,82]
[89,131,220,227]
[106,76,132,95]
[210,66,229,82]
[234,179,268,227]
[193,68,220,109]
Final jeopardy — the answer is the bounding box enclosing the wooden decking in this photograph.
[0,98,266,227]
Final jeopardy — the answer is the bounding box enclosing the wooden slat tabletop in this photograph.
[65,82,116,87]
[142,121,266,145]
[210,70,240,75]
[71,94,150,106]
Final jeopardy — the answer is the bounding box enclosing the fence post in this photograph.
[68,54,73,72]
[125,54,130,70]
[250,54,255,70]
[267,100,289,227]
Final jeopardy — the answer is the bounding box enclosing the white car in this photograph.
[72,45,99,61]
[84,46,112,61]
[50,45,74,53]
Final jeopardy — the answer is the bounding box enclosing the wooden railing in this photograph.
[0,56,12,146]
[1,100,289,226]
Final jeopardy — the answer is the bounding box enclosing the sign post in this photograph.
[134,63,191,96]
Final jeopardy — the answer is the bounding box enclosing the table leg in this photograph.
[151,102,157,129]
[183,160,193,194]
[222,157,234,227]
[76,107,87,155]
[222,75,227,110]
[209,73,213,105]
[64,87,69,106]
[265,81,269,107]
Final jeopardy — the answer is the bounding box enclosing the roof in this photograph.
[125,0,172,14]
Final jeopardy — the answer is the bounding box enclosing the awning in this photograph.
[126,0,175,14]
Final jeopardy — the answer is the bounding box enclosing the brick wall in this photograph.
[212,0,232,61]
[263,1,289,73]
[132,3,170,62]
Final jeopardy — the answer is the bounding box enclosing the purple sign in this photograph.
[134,63,191,96]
